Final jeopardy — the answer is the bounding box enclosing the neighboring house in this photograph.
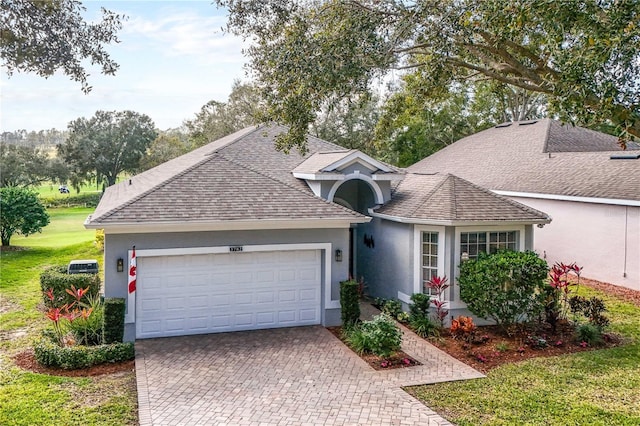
[410,118,640,292]
[85,125,549,341]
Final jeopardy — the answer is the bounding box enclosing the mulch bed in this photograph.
[425,278,637,373]
[12,349,135,377]
[327,326,421,370]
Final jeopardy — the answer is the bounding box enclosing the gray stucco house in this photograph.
[85,125,549,341]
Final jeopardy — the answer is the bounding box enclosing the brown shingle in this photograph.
[88,125,365,225]
[377,173,549,222]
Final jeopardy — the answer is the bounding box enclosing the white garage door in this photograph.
[136,249,322,339]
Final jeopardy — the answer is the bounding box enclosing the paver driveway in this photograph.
[135,324,483,425]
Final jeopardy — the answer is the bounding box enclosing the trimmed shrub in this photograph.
[39,192,102,208]
[34,333,134,369]
[340,279,360,327]
[346,313,402,358]
[102,298,126,344]
[40,265,101,308]
[459,251,549,331]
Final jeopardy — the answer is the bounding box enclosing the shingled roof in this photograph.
[409,119,640,202]
[87,125,367,228]
[374,173,550,224]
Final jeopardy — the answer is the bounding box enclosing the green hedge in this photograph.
[34,333,134,370]
[40,265,101,308]
[39,192,102,208]
[340,279,360,327]
[103,298,126,344]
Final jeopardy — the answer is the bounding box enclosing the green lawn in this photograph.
[0,209,137,426]
[407,286,640,425]
[12,207,95,248]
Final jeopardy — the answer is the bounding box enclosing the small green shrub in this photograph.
[459,251,548,331]
[95,229,105,250]
[340,279,361,327]
[496,341,510,352]
[409,316,438,338]
[34,333,134,369]
[576,323,604,346]
[102,298,126,344]
[381,299,403,319]
[409,293,432,321]
[40,265,101,308]
[346,313,402,358]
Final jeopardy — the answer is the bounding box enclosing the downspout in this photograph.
[623,206,628,278]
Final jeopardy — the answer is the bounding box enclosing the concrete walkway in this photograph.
[135,305,484,425]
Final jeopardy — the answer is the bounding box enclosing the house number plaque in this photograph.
[229,246,243,252]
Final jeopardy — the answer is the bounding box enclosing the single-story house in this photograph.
[85,125,550,341]
[409,118,640,291]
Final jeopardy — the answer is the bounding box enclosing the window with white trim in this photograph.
[460,231,518,260]
[421,231,439,295]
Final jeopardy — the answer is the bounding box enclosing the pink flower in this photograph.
[402,358,411,365]
[380,360,389,368]
[580,341,588,348]
[555,340,563,346]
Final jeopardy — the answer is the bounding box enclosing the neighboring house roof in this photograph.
[374,173,550,224]
[409,119,640,203]
[87,125,367,228]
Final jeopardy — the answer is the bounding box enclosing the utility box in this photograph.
[68,259,99,274]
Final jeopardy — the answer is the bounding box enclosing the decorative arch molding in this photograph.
[333,197,354,210]
[327,172,384,205]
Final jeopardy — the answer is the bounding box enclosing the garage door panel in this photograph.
[136,249,322,338]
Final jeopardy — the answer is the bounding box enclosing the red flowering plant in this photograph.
[427,276,450,328]
[545,262,583,330]
[42,285,103,347]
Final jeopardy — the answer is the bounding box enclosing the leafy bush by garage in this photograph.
[40,265,100,307]
[103,298,126,344]
[459,251,549,331]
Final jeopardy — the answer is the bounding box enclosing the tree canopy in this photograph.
[59,110,157,187]
[1,0,124,92]
[219,0,640,151]
[0,143,53,187]
[0,186,49,246]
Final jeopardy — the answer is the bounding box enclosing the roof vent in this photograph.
[610,152,640,160]
[518,120,538,126]
[495,123,512,128]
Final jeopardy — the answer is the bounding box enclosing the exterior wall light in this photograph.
[461,252,469,262]
[335,249,343,262]
[117,258,124,272]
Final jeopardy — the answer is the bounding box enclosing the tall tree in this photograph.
[1,0,124,92]
[140,130,191,170]
[0,186,49,246]
[311,92,380,156]
[218,0,640,151]
[185,80,264,147]
[374,75,548,166]
[0,143,52,187]
[60,111,157,187]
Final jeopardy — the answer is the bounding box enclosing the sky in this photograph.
[0,0,248,132]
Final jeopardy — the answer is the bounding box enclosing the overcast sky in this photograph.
[0,0,248,132]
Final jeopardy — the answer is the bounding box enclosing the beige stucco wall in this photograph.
[510,197,640,291]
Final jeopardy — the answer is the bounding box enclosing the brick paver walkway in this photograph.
[135,305,484,425]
